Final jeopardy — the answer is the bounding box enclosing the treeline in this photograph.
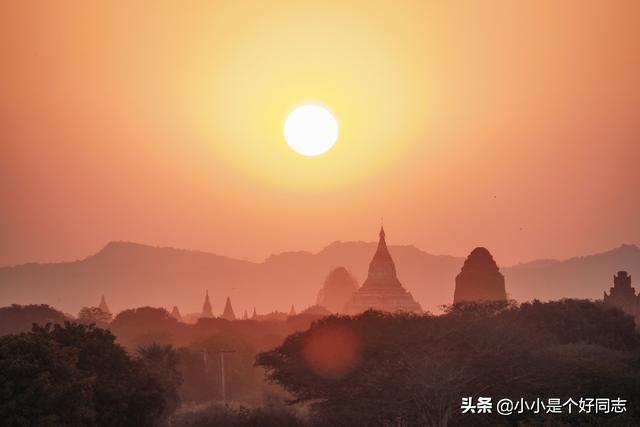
[1,300,639,426]
[0,323,180,426]
[0,304,323,405]
[258,300,640,426]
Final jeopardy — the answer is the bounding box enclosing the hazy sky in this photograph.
[1,1,639,267]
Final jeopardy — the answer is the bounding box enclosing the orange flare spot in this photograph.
[302,324,361,379]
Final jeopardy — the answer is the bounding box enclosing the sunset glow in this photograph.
[0,1,638,274]
[1,3,640,422]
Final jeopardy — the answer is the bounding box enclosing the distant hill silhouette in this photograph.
[0,241,638,315]
[505,244,640,303]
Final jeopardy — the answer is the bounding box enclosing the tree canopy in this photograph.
[78,306,113,328]
[257,300,640,426]
[0,322,181,427]
[0,304,67,335]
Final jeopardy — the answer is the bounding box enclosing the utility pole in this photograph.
[218,349,235,403]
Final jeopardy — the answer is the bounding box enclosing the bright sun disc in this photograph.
[284,104,339,156]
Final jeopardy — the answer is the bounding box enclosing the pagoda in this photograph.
[201,290,213,318]
[316,267,358,313]
[453,247,507,304]
[221,296,236,320]
[170,306,182,321]
[344,226,422,314]
[604,271,639,321]
[98,295,110,314]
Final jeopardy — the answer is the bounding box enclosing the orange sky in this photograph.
[1,1,639,267]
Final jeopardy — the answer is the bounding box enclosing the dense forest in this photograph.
[1,300,639,426]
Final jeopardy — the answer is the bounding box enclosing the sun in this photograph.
[283,104,339,156]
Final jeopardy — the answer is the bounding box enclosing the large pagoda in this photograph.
[344,226,422,314]
[453,247,507,304]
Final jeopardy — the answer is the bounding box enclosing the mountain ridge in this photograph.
[7,240,638,269]
[0,241,638,316]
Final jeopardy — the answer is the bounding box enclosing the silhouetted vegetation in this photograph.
[172,403,307,427]
[111,306,179,348]
[0,304,67,335]
[78,306,113,328]
[257,300,640,426]
[0,322,181,426]
[108,307,325,404]
[1,300,639,426]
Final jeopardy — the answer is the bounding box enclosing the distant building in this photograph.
[170,306,182,321]
[221,296,236,320]
[289,304,296,316]
[344,226,422,314]
[316,267,358,313]
[202,290,213,318]
[604,271,639,323]
[453,247,507,304]
[98,295,110,314]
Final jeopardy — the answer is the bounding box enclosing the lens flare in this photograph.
[302,324,360,378]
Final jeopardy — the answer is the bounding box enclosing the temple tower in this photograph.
[98,295,110,314]
[221,296,236,320]
[317,267,358,313]
[202,290,213,318]
[604,271,638,319]
[453,247,507,304]
[170,306,182,321]
[344,226,422,314]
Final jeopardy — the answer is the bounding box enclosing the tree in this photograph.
[0,322,183,426]
[78,306,113,328]
[0,329,92,425]
[137,343,182,418]
[110,306,179,348]
[0,304,66,336]
[257,302,640,426]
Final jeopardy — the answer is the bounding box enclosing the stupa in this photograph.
[344,226,422,314]
[453,247,507,304]
[604,271,639,321]
[201,290,213,318]
[317,267,358,313]
[170,306,182,321]
[98,295,110,314]
[221,296,236,320]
